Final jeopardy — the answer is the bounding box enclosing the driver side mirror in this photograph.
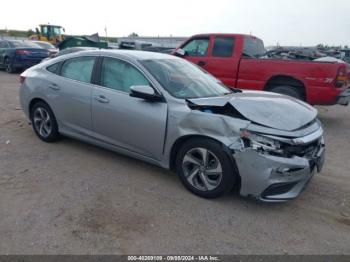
[130,85,163,101]
[174,48,186,57]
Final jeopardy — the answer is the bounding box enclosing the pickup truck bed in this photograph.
[174,33,350,106]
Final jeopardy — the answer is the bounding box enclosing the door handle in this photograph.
[94,95,109,103]
[48,83,60,90]
[198,61,206,66]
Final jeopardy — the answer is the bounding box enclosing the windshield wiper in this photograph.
[224,87,242,95]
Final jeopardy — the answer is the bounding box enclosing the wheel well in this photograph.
[29,98,47,116]
[264,75,306,99]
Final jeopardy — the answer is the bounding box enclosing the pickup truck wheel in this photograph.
[176,138,237,199]
[269,86,304,101]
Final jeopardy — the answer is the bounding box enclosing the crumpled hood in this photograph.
[188,91,317,131]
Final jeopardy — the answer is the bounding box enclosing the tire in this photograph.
[4,57,16,73]
[175,138,237,199]
[30,101,60,142]
[269,86,304,101]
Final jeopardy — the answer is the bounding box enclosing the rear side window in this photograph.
[46,63,60,75]
[182,38,209,57]
[243,37,266,57]
[61,57,95,83]
[100,57,150,93]
[10,41,41,48]
[212,37,235,57]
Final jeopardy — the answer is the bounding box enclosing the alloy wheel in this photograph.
[182,147,223,191]
[33,107,52,138]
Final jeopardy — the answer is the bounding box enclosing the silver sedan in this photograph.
[19,50,325,201]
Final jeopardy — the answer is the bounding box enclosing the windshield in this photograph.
[140,59,231,99]
[10,41,42,48]
[53,27,62,35]
[34,41,55,49]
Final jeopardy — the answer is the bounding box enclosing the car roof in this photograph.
[6,40,35,43]
[73,49,179,61]
[188,33,263,41]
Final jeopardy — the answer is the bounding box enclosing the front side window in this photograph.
[182,38,209,57]
[212,37,235,57]
[100,57,150,93]
[61,57,95,83]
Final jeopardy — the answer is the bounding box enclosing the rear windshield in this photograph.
[10,41,42,48]
[243,37,266,57]
[34,41,55,49]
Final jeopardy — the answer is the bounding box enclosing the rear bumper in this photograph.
[336,88,350,106]
[307,84,349,105]
[234,143,325,202]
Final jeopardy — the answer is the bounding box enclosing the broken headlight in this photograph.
[240,130,283,154]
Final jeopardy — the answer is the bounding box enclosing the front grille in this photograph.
[282,139,321,157]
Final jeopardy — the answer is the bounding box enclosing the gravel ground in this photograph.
[0,71,349,255]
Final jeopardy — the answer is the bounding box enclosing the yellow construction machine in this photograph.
[28,24,65,45]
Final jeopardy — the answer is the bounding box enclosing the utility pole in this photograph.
[104,26,108,42]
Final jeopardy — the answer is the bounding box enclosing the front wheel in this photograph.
[269,85,304,101]
[176,138,237,199]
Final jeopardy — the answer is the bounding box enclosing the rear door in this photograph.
[91,57,168,160]
[205,36,239,87]
[45,56,96,135]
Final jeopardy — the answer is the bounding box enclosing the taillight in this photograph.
[20,75,26,85]
[335,67,348,87]
[16,49,30,55]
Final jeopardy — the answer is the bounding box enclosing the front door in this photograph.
[181,37,211,70]
[91,57,168,160]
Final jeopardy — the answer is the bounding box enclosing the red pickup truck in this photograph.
[174,34,350,106]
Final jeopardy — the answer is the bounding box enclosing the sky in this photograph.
[1,0,350,46]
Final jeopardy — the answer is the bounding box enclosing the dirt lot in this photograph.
[0,70,349,255]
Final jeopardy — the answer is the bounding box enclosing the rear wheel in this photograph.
[269,85,304,101]
[176,138,237,199]
[30,101,60,142]
[4,57,16,73]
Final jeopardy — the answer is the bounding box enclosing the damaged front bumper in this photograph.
[231,130,325,202]
[336,88,350,106]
